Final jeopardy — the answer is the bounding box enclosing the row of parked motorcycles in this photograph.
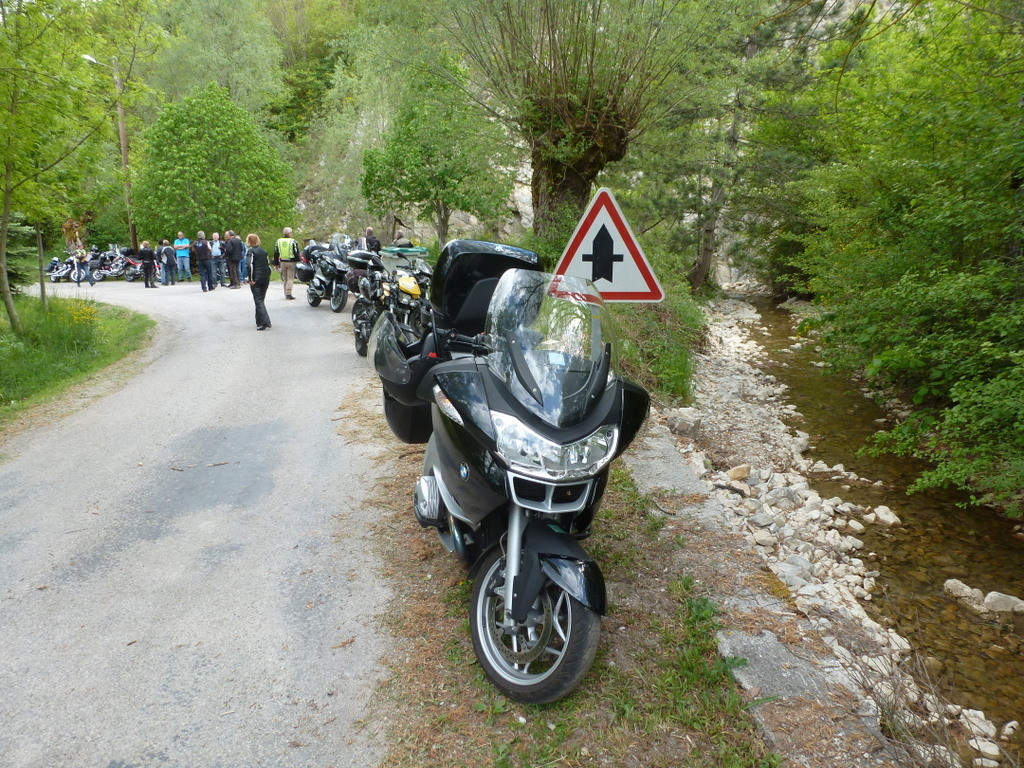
[45,245,146,283]
[296,239,433,357]
[363,239,651,705]
[302,235,652,705]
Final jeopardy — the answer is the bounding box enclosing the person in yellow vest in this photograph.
[273,227,300,299]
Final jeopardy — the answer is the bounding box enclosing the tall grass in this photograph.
[0,295,154,413]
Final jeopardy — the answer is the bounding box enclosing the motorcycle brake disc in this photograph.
[489,588,555,665]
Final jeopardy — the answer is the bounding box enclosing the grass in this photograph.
[0,293,154,421]
[612,286,705,402]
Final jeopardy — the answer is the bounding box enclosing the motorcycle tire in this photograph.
[124,271,139,282]
[69,268,83,283]
[307,285,322,307]
[49,273,60,283]
[93,272,106,282]
[330,283,347,313]
[352,300,372,357]
[470,546,601,705]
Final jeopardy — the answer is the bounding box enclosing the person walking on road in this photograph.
[174,231,191,281]
[273,227,300,300]
[192,232,215,292]
[74,247,95,287]
[246,233,272,330]
[139,240,158,288]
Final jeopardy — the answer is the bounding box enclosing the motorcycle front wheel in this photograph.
[470,546,601,704]
[330,282,347,313]
[307,285,322,307]
[352,299,373,356]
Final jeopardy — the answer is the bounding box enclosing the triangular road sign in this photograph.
[553,188,664,303]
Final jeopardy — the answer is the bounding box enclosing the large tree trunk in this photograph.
[1,161,25,336]
[689,175,726,290]
[526,112,630,238]
[688,36,756,291]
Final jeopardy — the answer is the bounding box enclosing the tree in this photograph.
[260,0,356,140]
[0,0,111,334]
[147,0,284,116]
[361,59,512,245]
[441,0,741,235]
[133,84,295,237]
[749,3,1024,512]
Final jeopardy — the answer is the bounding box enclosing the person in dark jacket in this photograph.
[246,233,272,330]
[223,230,244,288]
[139,240,158,287]
[191,231,215,292]
[363,226,381,253]
[159,240,176,285]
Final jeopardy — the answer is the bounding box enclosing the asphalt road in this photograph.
[0,278,392,767]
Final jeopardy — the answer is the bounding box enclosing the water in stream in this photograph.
[748,297,1024,729]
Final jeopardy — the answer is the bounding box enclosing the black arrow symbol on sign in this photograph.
[581,224,623,283]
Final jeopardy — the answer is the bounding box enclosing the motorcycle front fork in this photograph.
[501,504,527,629]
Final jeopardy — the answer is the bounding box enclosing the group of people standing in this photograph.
[140,231,251,291]
[132,228,299,332]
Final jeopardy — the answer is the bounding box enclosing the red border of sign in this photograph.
[553,188,665,302]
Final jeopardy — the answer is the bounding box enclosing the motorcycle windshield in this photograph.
[484,270,618,429]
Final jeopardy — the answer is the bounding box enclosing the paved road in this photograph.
[0,280,392,767]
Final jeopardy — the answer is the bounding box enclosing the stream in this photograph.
[748,297,1024,728]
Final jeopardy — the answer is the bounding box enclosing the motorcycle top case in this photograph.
[430,240,540,335]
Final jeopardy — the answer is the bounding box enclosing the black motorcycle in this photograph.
[370,240,650,704]
[348,249,389,357]
[299,242,351,312]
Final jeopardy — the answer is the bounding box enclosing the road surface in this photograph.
[0,279,392,767]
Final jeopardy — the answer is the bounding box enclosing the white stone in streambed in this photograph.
[982,591,1024,614]
[968,738,1002,761]
[961,709,998,739]
[945,579,986,610]
[873,505,901,526]
[1001,721,1019,741]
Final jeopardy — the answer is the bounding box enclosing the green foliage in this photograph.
[613,274,705,401]
[745,4,1024,512]
[133,84,295,237]
[3,217,39,288]
[148,0,284,116]
[360,53,513,244]
[0,296,153,411]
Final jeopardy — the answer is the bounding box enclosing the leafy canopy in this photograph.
[133,84,295,238]
[360,54,512,244]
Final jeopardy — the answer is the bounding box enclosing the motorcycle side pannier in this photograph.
[383,389,432,444]
[296,261,315,283]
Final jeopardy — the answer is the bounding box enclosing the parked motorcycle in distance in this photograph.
[369,240,650,704]
[299,241,351,312]
[121,250,144,282]
[86,245,123,281]
[46,254,77,282]
[348,249,389,357]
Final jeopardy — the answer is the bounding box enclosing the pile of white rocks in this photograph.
[668,295,1019,767]
[943,579,1024,618]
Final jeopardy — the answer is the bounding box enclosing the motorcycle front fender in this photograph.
[504,518,606,621]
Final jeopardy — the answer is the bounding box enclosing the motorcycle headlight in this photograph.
[491,413,618,480]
